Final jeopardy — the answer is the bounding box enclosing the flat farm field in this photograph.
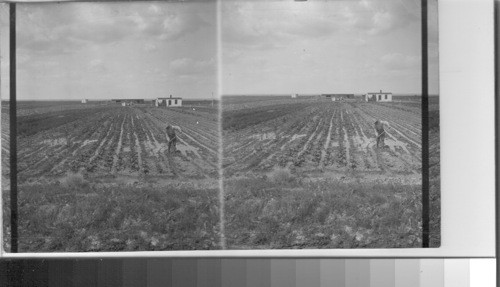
[223,97,421,180]
[4,102,218,182]
[222,96,424,249]
[2,101,221,252]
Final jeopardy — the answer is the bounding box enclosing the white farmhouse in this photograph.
[156,95,183,107]
[291,93,298,98]
[81,99,88,104]
[363,90,393,102]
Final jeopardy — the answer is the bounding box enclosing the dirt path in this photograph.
[342,127,351,166]
[387,126,422,149]
[88,121,113,163]
[131,117,144,173]
[166,152,179,177]
[111,114,127,173]
[297,117,322,157]
[320,113,335,167]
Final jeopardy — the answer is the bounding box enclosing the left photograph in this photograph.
[1,1,221,252]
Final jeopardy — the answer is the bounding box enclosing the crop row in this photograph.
[13,106,219,182]
[223,101,423,176]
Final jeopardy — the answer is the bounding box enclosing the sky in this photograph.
[0,0,439,100]
[222,0,439,95]
[1,1,217,100]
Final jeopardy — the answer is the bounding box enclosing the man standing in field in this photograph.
[166,124,182,153]
[374,120,390,148]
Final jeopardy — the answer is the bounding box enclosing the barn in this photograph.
[363,90,393,102]
[156,95,182,107]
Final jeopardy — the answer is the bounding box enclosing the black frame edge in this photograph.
[9,2,18,253]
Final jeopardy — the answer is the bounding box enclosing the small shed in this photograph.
[364,90,393,102]
[156,95,182,107]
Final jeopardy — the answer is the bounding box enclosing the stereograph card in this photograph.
[0,0,441,254]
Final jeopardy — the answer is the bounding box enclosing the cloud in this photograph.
[89,59,103,68]
[17,53,31,65]
[144,43,158,52]
[128,2,213,42]
[222,2,343,49]
[369,11,395,35]
[17,4,134,51]
[148,4,162,15]
[170,57,215,75]
[88,59,108,74]
[222,0,420,50]
[160,13,208,41]
[350,0,420,35]
[16,2,213,55]
[381,53,420,70]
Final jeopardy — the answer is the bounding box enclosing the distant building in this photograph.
[156,95,182,107]
[323,94,354,101]
[363,90,393,102]
[112,99,145,104]
[81,99,88,104]
[291,94,298,98]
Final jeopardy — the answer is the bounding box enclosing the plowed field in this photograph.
[2,101,221,252]
[2,102,219,184]
[223,99,421,183]
[222,96,424,249]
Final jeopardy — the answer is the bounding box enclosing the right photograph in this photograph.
[221,0,440,249]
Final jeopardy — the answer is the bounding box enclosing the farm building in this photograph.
[291,94,298,98]
[81,99,88,104]
[363,90,393,102]
[111,99,145,104]
[322,94,354,101]
[156,95,182,107]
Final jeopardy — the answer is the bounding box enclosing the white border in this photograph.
[1,0,496,258]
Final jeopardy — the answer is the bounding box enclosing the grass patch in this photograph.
[2,182,220,252]
[268,167,299,186]
[429,124,441,247]
[224,177,422,249]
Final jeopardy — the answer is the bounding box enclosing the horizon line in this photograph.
[0,98,219,102]
[221,93,439,96]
